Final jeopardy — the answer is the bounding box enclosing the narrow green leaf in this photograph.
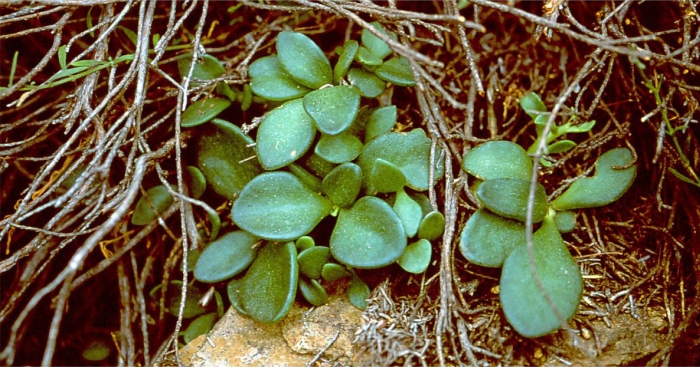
[565,120,596,133]
[58,46,67,70]
[257,99,316,170]
[9,51,19,86]
[547,140,576,154]
[232,172,332,241]
[519,92,547,120]
[334,40,359,83]
[119,26,138,47]
[276,31,332,89]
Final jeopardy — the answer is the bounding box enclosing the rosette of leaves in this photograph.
[459,140,636,337]
[519,92,596,166]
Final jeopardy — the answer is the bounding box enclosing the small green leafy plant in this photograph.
[459,100,637,337]
[132,25,445,326]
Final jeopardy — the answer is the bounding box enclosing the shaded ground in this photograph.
[1,1,699,366]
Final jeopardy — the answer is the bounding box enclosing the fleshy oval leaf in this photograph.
[178,53,225,81]
[348,273,370,310]
[554,210,577,233]
[375,57,415,87]
[369,158,406,194]
[321,162,362,209]
[459,208,525,268]
[334,40,359,83]
[393,189,423,237]
[356,46,384,66]
[299,278,329,307]
[250,74,311,102]
[238,242,298,323]
[547,139,576,154]
[232,172,332,241]
[182,313,217,344]
[462,141,533,181]
[476,178,548,223]
[358,129,444,191]
[196,119,263,200]
[288,163,322,192]
[297,246,330,280]
[365,105,397,143]
[131,185,173,226]
[181,97,231,128]
[398,239,432,274]
[276,31,332,89]
[295,236,315,252]
[249,55,285,79]
[330,196,406,269]
[257,99,316,170]
[551,148,637,210]
[347,67,386,98]
[194,231,258,283]
[321,263,351,281]
[418,211,445,241]
[500,218,583,337]
[315,133,363,164]
[519,92,547,120]
[303,85,361,135]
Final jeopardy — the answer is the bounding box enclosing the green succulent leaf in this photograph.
[564,120,596,133]
[500,218,583,337]
[232,172,332,241]
[295,236,315,252]
[554,210,577,233]
[288,163,322,192]
[194,231,258,283]
[361,22,392,60]
[547,140,576,154]
[459,208,525,268]
[375,57,415,87]
[131,185,173,226]
[234,242,299,323]
[299,278,329,307]
[330,196,406,269]
[298,246,330,280]
[250,74,311,102]
[321,162,363,208]
[249,55,285,79]
[301,153,337,179]
[552,148,637,210]
[303,85,361,135]
[321,263,352,281]
[368,158,406,194]
[348,273,370,310]
[82,340,110,362]
[196,119,262,200]
[410,192,434,218]
[315,133,363,164]
[181,97,231,128]
[185,166,206,199]
[257,98,316,170]
[462,141,533,181]
[182,313,217,344]
[519,92,547,120]
[356,46,384,66]
[240,84,253,111]
[365,105,397,142]
[418,211,445,241]
[276,31,332,89]
[334,40,359,83]
[207,210,221,242]
[358,129,444,192]
[393,189,423,237]
[178,53,225,81]
[151,281,210,319]
[226,278,247,316]
[476,178,548,223]
[347,67,386,98]
[398,239,432,274]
